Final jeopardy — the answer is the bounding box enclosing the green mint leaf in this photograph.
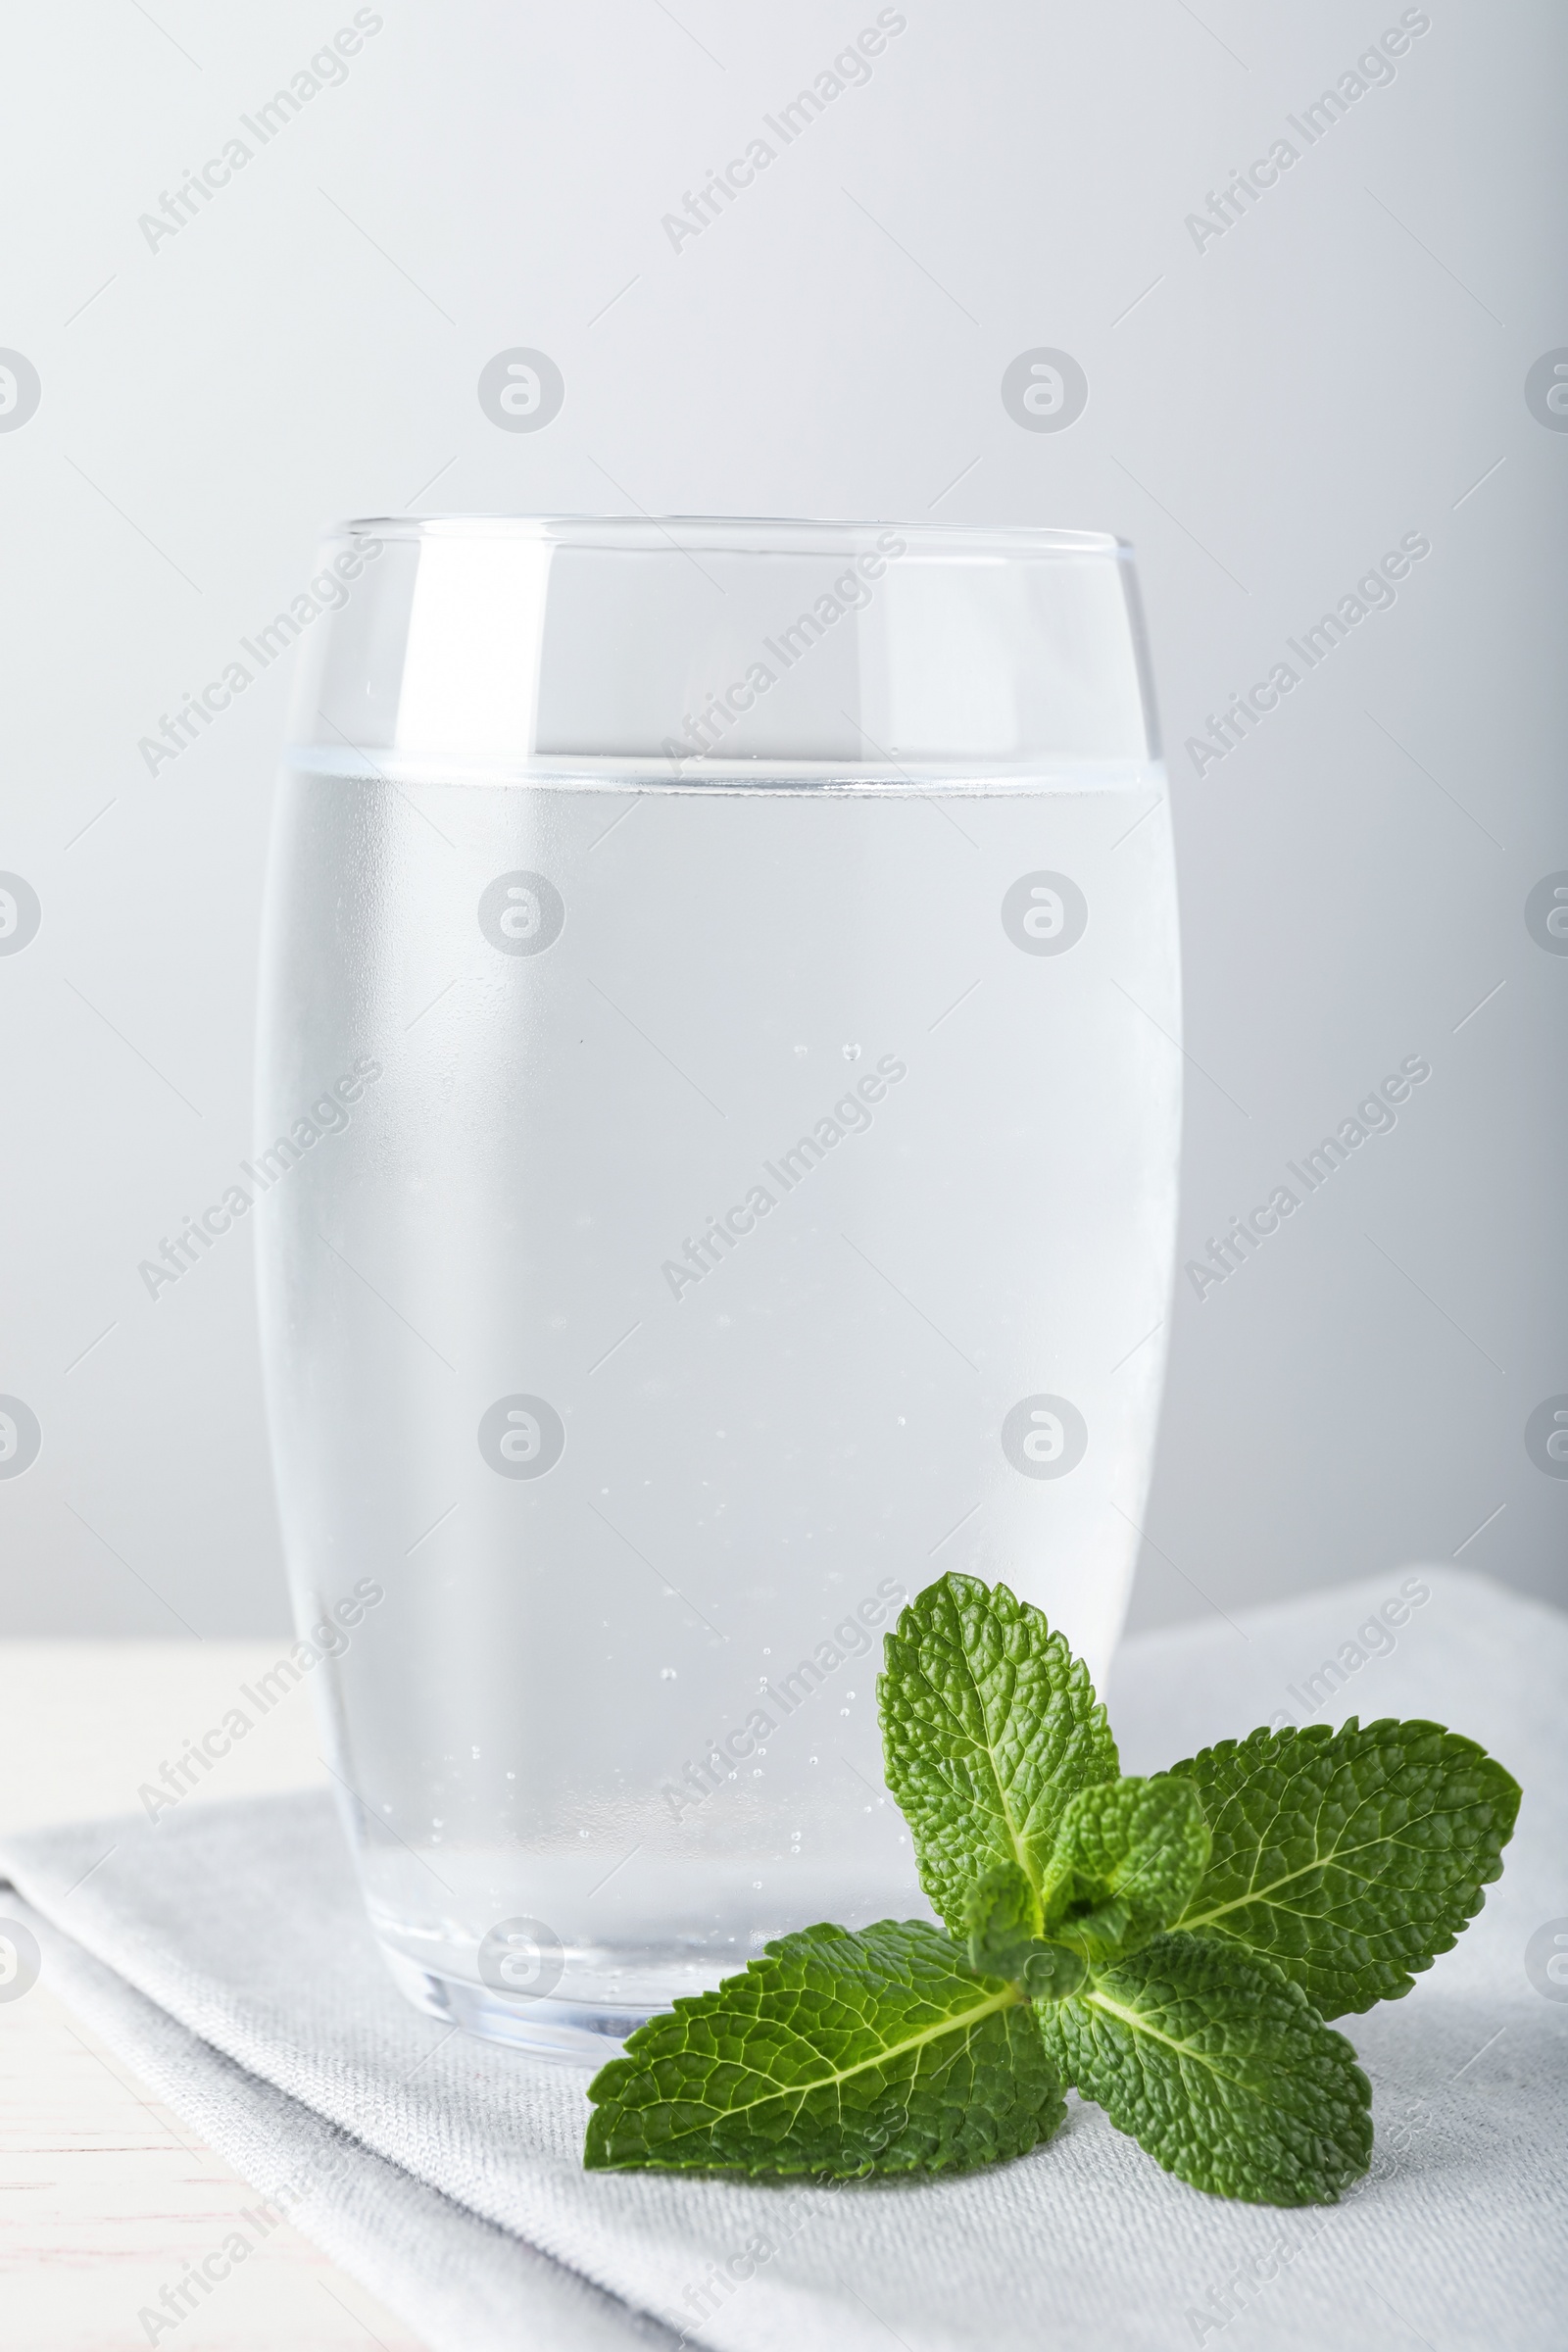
[879,1572,1118,1933]
[1166,1716,1522,2016]
[1042,1775,1211,1959]
[584,1919,1065,2178]
[1039,1934,1372,2205]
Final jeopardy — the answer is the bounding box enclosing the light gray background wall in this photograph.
[1,0,1562,1639]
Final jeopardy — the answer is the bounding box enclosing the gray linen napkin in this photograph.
[5,1565,1565,2352]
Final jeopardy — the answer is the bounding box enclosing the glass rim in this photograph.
[291,512,1156,786]
[330,513,1131,560]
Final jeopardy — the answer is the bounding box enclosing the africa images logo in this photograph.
[478,871,565,955]
[1002,1396,1088,1480]
[477,350,564,433]
[1001,350,1089,433]
[0,351,41,432]
[1525,1396,1568,1480]
[0,1398,42,1480]
[1525,872,1568,954]
[1001,871,1088,955]
[478,1396,566,1479]
[0,873,41,954]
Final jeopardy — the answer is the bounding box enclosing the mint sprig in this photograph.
[584,1572,1519,2204]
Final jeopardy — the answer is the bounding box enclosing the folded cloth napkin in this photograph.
[4,1566,1565,2352]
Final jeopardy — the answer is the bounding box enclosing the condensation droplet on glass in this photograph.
[843,1043,861,1061]
[661,1667,676,1680]
[793,1043,808,1056]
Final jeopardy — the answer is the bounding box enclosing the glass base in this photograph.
[378,1941,652,2062]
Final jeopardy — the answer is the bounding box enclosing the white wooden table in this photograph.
[0,1642,427,2349]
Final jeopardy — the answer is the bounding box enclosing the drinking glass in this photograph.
[255,515,1179,2057]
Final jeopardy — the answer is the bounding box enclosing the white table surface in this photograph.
[0,1640,427,2350]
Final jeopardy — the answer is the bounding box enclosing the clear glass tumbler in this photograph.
[255,516,1180,2057]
